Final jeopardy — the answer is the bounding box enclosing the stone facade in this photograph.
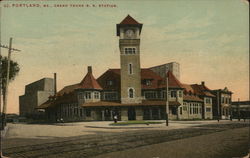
[38,15,232,122]
[19,78,54,117]
[119,28,142,104]
[211,87,233,119]
[150,62,180,81]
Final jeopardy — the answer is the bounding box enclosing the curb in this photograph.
[84,125,160,129]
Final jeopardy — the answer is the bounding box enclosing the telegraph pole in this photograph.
[165,75,169,126]
[0,37,20,158]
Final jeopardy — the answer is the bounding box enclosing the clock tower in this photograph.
[116,15,143,104]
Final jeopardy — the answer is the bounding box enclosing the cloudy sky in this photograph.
[1,0,249,114]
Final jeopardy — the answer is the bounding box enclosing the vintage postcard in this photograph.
[0,0,249,158]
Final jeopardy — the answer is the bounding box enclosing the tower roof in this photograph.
[79,66,102,90]
[116,15,143,36]
[119,15,141,25]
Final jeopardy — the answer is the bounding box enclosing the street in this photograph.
[2,120,250,158]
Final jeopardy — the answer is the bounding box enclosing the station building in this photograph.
[38,15,228,122]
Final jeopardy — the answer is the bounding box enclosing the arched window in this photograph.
[129,88,134,98]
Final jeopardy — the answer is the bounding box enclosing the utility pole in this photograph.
[165,75,169,126]
[0,38,20,158]
[217,91,220,122]
[238,98,240,121]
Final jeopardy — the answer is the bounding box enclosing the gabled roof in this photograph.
[191,84,215,97]
[165,71,183,89]
[37,92,78,109]
[182,84,195,93]
[183,94,203,102]
[57,83,79,96]
[119,15,141,25]
[97,69,121,91]
[97,68,165,90]
[211,87,233,94]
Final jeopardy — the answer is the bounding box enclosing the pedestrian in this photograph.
[60,118,64,125]
[114,115,118,123]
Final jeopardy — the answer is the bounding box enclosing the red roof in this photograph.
[56,67,102,96]
[120,15,141,25]
[116,15,143,36]
[79,71,102,90]
[162,71,183,89]
[182,84,195,93]
[191,84,215,97]
[183,94,203,102]
[97,69,121,91]
[97,68,165,90]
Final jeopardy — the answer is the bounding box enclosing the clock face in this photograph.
[126,29,134,38]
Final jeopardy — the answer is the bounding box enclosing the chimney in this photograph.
[201,81,205,86]
[87,66,92,73]
[54,73,57,95]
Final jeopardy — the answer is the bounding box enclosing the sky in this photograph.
[0,0,249,114]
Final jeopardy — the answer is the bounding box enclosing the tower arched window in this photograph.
[129,88,134,98]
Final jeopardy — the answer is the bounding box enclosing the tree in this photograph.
[0,55,20,105]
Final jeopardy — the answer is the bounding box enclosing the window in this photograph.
[207,98,211,104]
[143,79,152,86]
[206,107,211,112]
[85,92,91,99]
[107,80,114,86]
[124,47,136,54]
[74,107,78,115]
[221,97,224,103]
[179,91,182,97]
[129,88,134,98]
[144,91,157,99]
[180,107,182,115]
[86,109,91,117]
[128,63,133,74]
[171,91,177,98]
[94,92,99,99]
[183,106,187,111]
[104,92,118,100]
[190,104,192,114]
[161,91,166,99]
[80,108,83,117]
[78,92,84,99]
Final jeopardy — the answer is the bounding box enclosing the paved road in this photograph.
[3,122,249,158]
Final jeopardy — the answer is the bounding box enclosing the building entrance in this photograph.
[128,107,136,120]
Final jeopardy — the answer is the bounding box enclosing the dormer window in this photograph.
[85,92,91,99]
[107,80,114,86]
[94,92,100,99]
[146,80,152,86]
[170,91,177,98]
[124,47,136,54]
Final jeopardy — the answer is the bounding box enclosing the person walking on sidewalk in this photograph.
[113,115,118,123]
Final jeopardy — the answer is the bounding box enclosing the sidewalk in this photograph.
[1,126,9,137]
[4,120,240,139]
